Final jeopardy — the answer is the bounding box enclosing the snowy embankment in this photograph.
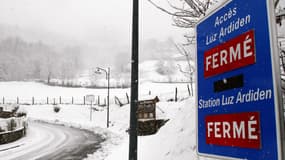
[23,97,201,160]
[105,99,198,160]
[0,81,216,160]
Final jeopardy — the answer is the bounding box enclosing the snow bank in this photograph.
[21,92,207,160]
[1,81,217,160]
[104,98,217,160]
[22,104,125,160]
[105,99,197,160]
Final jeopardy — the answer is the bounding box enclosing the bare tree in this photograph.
[149,0,283,95]
[149,0,281,28]
[275,0,280,9]
[147,0,214,91]
[148,0,213,28]
[174,42,195,96]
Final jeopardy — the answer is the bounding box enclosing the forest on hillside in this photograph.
[0,37,82,81]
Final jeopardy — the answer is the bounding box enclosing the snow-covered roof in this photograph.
[0,104,18,112]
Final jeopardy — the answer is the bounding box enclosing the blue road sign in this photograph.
[196,0,284,159]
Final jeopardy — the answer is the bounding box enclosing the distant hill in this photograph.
[0,25,83,81]
[0,23,80,48]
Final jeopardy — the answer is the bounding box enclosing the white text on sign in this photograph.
[205,112,261,149]
[204,30,256,78]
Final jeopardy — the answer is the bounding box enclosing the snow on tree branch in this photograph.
[148,0,212,28]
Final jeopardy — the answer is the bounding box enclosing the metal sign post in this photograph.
[129,0,139,160]
[86,94,95,121]
[196,0,285,159]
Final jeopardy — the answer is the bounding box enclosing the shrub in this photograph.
[16,112,27,117]
[156,60,176,76]
[53,105,61,113]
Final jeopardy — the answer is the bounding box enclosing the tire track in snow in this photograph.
[0,121,104,160]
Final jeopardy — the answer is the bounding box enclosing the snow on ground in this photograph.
[21,103,126,160]
[105,99,198,160]
[0,53,206,160]
[0,81,209,160]
[0,81,129,104]
[104,98,218,160]
[22,91,217,160]
[139,60,189,83]
[0,81,191,104]
[21,96,205,160]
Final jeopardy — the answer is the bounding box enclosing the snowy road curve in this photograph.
[0,121,104,160]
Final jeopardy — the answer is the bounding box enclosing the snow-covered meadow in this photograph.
[0,80,209,160]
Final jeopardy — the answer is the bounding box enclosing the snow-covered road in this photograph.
[0,121,104,160]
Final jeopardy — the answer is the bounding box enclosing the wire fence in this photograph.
[0,84,194,106]
[0,96,106,106]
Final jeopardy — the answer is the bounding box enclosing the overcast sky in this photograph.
[0,0,186,45]
[1,0,283,66]
[2,0,283,44]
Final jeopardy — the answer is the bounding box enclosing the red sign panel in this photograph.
[205,112,261,149]
[204,30,256,78]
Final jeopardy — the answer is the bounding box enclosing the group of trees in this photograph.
[148,0,283,79]
[0,37,82,82]
[147,0,212,84]
[147,0,283,95]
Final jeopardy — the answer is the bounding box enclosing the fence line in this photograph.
[0,96,103,106]
[0,85,194,106]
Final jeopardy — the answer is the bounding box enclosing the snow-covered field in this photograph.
[0,81,213,160]
[0,121,103,160]
[0,81,190,104]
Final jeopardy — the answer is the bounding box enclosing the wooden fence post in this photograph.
[115,96,123,107]
[72,97,74,104]
[59,96,62,104]
[2,97,4,104]
[126,92,130,104]
[32,97,34,105]
[83,96,86,105]
[190,82,193,97]
[47,97,49,104]
[53,98,56,105]
[98,96,100,105]
[17,97,19,104]
[187,84,191,96]
[175,87,178,102]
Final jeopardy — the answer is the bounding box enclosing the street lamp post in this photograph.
[95,67,110,128]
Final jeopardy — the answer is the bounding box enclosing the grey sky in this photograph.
[0,0,185,45]
[0,0,284,42]
[0,0,284,69]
